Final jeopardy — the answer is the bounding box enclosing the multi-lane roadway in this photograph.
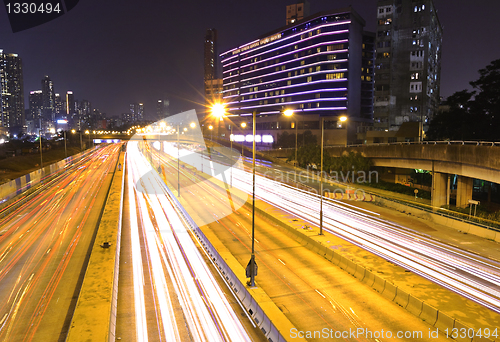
[0,144,120,341]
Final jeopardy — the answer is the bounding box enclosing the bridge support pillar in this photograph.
[456,176,473,208]
[431,172,448,209]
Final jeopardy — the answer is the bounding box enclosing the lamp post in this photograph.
[319,117,325,235]
[249,110,257,287]
[208,125,213,140]
[85,130,90,149]
[282,109,297,164]
[339,116,348,147]
[177,124,180,197]
[64,130,67,158]
[240,122,247,158]
[39,129,43,169]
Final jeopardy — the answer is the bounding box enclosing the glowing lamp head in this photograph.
[71,129,76,134]
[241,122,247,128]
[190,122,196,128]
[211,103,225,119]
[208,125,213,130]
[183,127,187,132]
[283,109,294,117]
[339,116,348,122]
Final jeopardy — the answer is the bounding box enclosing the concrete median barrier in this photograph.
[331,250,342,265]
[453,320,474,342]
[362,270,375,287]
[419,302,438,325]
[394,288,410,308]
[406,294,423,316]
[354,265,366,281]
[382,281,397,301]
[372,275,386,293]
[338,256,349,271]
[434,310,455,332]
[345,259,357,275]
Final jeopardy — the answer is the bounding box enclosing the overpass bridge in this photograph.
[264,141,500,209]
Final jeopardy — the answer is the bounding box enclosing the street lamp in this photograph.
[177,126,180,197]
[282,109,300,166]
[319,117,325,235]
[339,116,348,147]
[85,130,90,149]
[208,125,213,140]
[211,103,225,140]
[39,130,43,169]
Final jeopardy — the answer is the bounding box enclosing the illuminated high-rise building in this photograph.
[66,91,75,115]
[0,50,25,135]
[130,103,144,122]
[41,75,55,123]
[156,99,170,119]
[374,0,442,135]
[221,7,374,145]
[204,29,217,82]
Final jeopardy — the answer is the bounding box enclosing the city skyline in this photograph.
[1,0,499,118]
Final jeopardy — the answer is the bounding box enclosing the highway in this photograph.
[120,141,254,342]
[147,139,452,342]
[155,139,500,315]
[0,144,120,342]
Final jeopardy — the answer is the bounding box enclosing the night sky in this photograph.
[1,0,499,119]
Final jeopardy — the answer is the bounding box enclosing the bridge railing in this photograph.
[263,140,500,152]
[344,140,500,148]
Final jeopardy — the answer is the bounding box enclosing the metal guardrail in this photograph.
[343,140,500,148]
[263,141,500,151]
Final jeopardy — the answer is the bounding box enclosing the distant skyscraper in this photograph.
[374,0,442,134]
[204,29,217,82]
[285,1,310,25]
[41,75,55,123]
[54,93,63,118]
[79,99,92,129]
[156,99,170,119]
[130,103,144,122]
[29,90,43,124]
[204,29,223,109]
[0,50,25,135]
[66,91,75,115]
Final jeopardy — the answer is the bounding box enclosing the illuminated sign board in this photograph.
[232,33,282,55]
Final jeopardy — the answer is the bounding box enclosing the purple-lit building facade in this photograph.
[220,7,374,145]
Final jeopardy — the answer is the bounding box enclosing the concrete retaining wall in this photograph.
[0,148,97,204]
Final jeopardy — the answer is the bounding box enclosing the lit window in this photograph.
[307,76,312,82]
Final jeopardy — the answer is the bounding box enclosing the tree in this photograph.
[275,130,317,149]
[330,151,372,182]
[427,59,500,141]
